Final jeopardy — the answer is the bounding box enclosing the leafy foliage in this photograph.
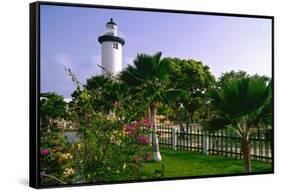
[208,77,271,121]
[40,92,68,129]
[218,70,270,87]
[163,58,216,124]
[205,75,272,172]
[68,88,152,182]
[40,128,73,185]
[84,74,147,123]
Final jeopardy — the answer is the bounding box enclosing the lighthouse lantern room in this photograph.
[98,18,125,75]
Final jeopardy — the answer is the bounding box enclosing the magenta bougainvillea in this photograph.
[40,149,49,156]
[125,118,151,145]
[137,135,149,145]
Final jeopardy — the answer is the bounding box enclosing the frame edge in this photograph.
[29,1,40,189]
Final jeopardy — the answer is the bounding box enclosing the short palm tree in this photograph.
[206,77,272,172]
[120,52,172,161]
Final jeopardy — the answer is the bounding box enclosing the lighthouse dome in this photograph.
[105,18,117,36]
[106,18,117,26]
[98,18,125,46]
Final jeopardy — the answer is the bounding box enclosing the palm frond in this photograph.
[208,77,270,119]
[202,117,231,133]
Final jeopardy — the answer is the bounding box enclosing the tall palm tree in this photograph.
[206,77,272,172]
[85,74,135,123]
[120,52,172,161]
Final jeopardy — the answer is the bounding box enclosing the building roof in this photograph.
[98,35,125,46]
[106,18,117,26]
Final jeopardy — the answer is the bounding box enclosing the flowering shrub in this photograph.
[64,89,154,183]
[125,119,151,146]
[137,135,149,145]
[65,116,153,183]
[40,74,154,185]
[122,118,153,168]
[40,128,75,185]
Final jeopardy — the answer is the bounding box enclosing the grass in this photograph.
[139,148,272,178]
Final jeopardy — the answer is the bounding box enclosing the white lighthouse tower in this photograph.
[98,18,125,75]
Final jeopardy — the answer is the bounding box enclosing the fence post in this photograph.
[149,133,153,144]
[172,128,177,150]
[203,131,209,155]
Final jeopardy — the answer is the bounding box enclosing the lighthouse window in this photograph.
[113,43,118,49]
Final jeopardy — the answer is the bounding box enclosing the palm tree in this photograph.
[85,74,117,113]
[85,74,136,123]
[206,77,272,172]
[120,52,172,161]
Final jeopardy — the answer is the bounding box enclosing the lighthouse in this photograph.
[98,18,125,75]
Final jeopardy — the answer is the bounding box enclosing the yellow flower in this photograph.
[76,143,82,150]
[107,113,116,121]
[123,163,126,169]
[63,168,74,177]
[59,153,73,161]
[66,153,73,159]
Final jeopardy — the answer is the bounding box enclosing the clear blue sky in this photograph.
[40,4,272,99]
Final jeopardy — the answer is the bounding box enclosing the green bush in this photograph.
[40,129,74,185]
[68,89,152,183]
[40,88,153,185]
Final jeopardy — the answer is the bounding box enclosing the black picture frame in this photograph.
[30,1,274,189]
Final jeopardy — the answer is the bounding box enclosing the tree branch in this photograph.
[40,173,67,184]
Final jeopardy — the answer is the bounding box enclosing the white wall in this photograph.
[101,41,123,75]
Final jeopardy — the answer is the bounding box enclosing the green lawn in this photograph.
[139,148,272,178]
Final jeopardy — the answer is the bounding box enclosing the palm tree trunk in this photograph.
[241,138,252,173]
[47,117,52,132]
[151,103,162,162]
[146,107,151,119]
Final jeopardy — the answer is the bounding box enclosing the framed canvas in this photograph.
[29,1,274,188]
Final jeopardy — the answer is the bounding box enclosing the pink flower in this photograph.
[126,124,134,131]
[136,120,142,127]
[126,124,137,136]
[145,153,152,161]
[127,130,136,136]
[40,149,49,156]
[137,135,149,145]
[143,118,151,128]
